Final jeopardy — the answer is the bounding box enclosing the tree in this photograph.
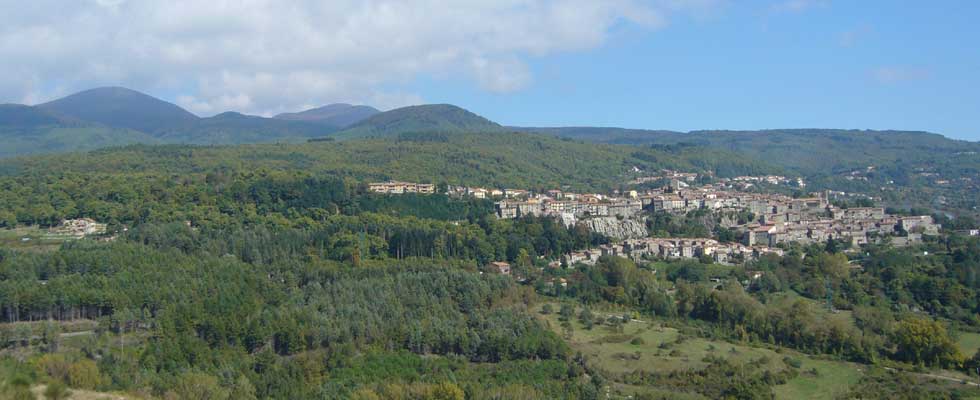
[43,382,70,400]
[558,304,574,321]
[891,318,963,368]
[579,308,595,330]
[166,372,230,400]
[229,376,257,400]
[430,382,465,400]
[350,388,382,400]
[0,211,16,228]
[67,359,103,390]
[964,349,980,374]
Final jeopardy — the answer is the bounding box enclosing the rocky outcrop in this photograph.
[583,217,648,240]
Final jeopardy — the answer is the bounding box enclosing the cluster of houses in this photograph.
[743,211,940,248]
[495,196,644,220]
[491,181,821,223]
[628,169,699,185]
[373,173,943,268]
[643,183,940,248]
[725,175,805,188]
[428,187,646,220]
[565,237,785,266]
[49,218,107,238]
[368,181,436,194]
[446,186,528,199]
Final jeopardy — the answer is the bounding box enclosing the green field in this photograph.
[536,302,865,399]
[771,358,863,400]
[957,332,980,357]
[0,227,67,252]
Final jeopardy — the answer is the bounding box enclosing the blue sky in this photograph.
[414,1,980,140]
[2,1,978,140]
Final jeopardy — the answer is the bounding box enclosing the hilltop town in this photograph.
[370,169,940,266]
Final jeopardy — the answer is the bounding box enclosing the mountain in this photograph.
[0,104,71,128]
[517,126,684,145]
[331,104,505,140]
[520,127,980,174]
[38,87,199,133]
[0,103,159,158]
[155,111,335,145]
[274,103,380,128]
[0,88,344,153]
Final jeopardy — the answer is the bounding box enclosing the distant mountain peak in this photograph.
[212,111,249,119]
[274,103,380,128]
[331,103,503,140]
[38,87,198,133]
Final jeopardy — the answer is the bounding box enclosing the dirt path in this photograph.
[884,367,980,387]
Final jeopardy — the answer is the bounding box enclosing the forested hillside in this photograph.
[0,92,979,400]
[524,127,980,176]
[330,104,506,140]
[2,131,980,398]
[0,103,161,158]
[155,112,335,144]
[0,131,778,195]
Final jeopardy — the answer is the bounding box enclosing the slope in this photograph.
[521,127,980,174]
[0,131,779,192]
[38,86,199,133]
[275,103,380,128]
[331,104,505,140]
[0,104,159,158]
[154,112,336,145]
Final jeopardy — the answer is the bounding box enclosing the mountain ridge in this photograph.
[274,103,380,128]
[38,86,200,133]
[330,104,505,140]
[0,86,977,174]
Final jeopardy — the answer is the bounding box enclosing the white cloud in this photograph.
[470,56,531,93]
[0,0,711,115]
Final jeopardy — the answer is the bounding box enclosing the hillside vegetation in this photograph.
[1,126,980,398]
[331,104,505,140]
[524,127,980,175]
[0,131,777,193]
[155,112,335,144]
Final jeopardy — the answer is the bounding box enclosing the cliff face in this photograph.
[584,217,648,240]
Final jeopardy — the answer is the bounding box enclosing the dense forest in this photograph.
[1,134,980,399]
[0,130,778,197]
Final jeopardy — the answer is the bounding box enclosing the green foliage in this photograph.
[43,381,70,400]
[842,367,977,400]
[165,372,230,400]
[646,210,712,238]
[331,104,503,140]
[155,112,334,145]
[0,130,780,196]
[890,318,963,368]
[0,126,159,158]
[2,108,980,399]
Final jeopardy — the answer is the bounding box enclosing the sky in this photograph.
[1,0,978,139]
